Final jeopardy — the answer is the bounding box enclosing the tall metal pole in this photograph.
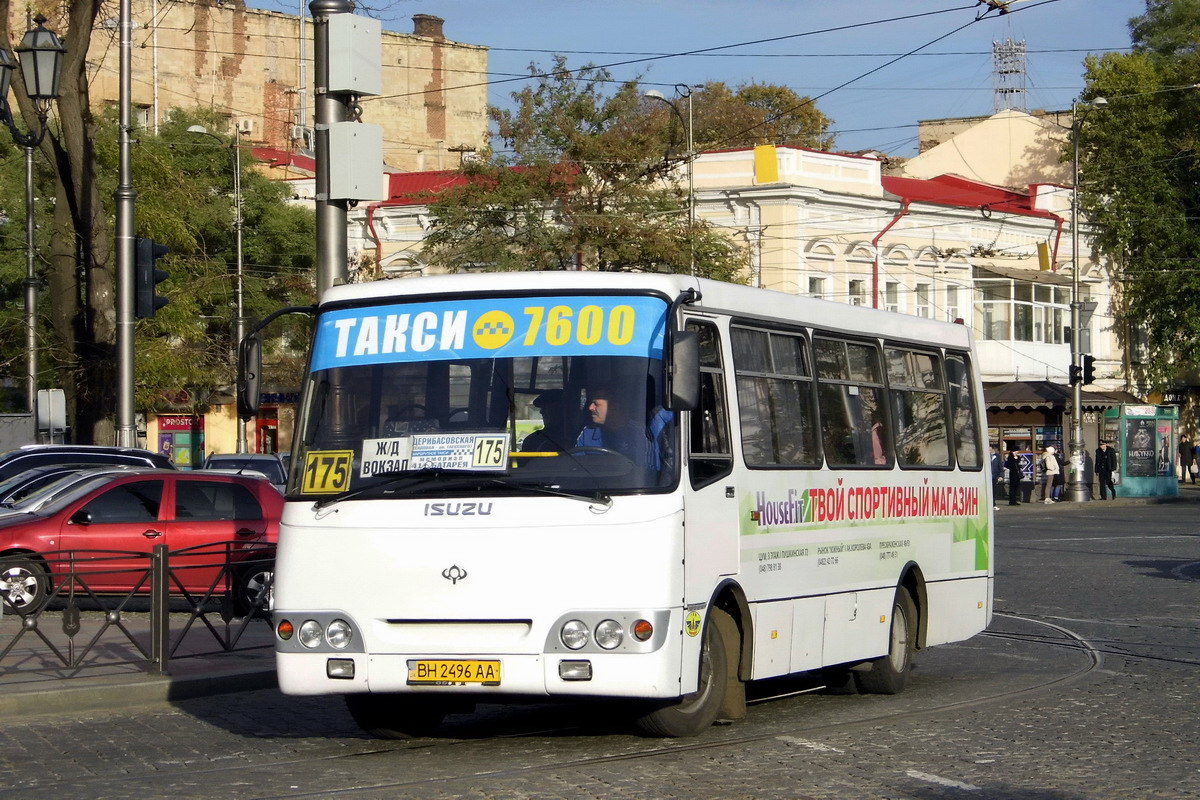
[1068,99,1090,502]
[115,0,138,447]
[233,134,248,453]
[310,0,354,297]
[686,90,695,277]
[23,146,36,416]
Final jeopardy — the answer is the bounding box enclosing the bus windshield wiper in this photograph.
[472,478,611,507]
[312,470,611,510]
[312,468,496,510]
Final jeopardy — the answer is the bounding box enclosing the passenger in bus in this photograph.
[576,386,669,470]
[521,390,574,453]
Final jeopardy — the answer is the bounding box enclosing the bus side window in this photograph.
[814,337,892,468]
[732,325,819,468]
[687,321,733,489]
[945,353,982,469]
[885,347,951,468]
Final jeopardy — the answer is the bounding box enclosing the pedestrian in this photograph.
[1040,445,1060,504]
[1181,436,1196,485]
[990,443,1004,510]
[1005,448,1023,505]
[1095,439,1118,499]
[1051,447,1065,501]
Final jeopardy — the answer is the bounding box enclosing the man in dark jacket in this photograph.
[1095,440,1118,500]
[1181,437,1195,485]
[1005,448,1024,506]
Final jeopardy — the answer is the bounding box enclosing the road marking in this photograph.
[1022,535,1196,543]
[776,735,843,753]
[906,770,980,791]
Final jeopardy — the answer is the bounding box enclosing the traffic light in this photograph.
[1069,362,1082,385]
[135,237,170,319]
[1082,354,1097,384]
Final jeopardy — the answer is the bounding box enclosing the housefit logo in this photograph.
[753,483,981,531]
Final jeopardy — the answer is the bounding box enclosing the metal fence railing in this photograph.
[0,542,274,678]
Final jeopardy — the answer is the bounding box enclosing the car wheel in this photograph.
[234,564,274,617]
[0,556,49,615]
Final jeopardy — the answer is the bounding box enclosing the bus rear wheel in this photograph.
[344,694,446,739]
[855,587,917,695]
[635,607,740,737]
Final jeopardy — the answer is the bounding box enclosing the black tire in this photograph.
[0,556,48,615]
[234,564,274,617]
[855,587,917,695]
[636,607,740,737]
[344,694,447,739]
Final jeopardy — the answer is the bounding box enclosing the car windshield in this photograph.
[291,293,678,500]
[8,473,119,514]
[207,457,285,485]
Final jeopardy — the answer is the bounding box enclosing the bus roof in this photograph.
[320,273,973,351]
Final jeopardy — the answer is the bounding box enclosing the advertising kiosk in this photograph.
[1104,404,1178,498]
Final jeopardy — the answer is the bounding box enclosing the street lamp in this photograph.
[0,15,66,418]
[644,85,699,276]
[187,124,248,453]
[1067,95,1106,502]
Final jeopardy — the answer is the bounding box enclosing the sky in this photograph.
[253,0,1146,156]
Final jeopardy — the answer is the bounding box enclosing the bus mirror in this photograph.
[668,330,699,411]
[237,333,263,421]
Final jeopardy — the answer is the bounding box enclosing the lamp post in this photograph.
[187,125,248,453]
[0,16,66,418]
[1067,96,1106,502]
[644,85,699,276]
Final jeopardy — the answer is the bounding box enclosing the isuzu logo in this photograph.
[424,502,493,516]
[442,565,468,584]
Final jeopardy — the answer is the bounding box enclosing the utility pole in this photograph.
[310,0,354,298]
[115,0,138,447]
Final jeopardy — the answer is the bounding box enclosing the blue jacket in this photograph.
[576,408,673,471]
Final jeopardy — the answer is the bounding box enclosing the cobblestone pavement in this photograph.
[0,505,1196,799]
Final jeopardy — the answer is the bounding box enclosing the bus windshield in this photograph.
[291,294,677,499]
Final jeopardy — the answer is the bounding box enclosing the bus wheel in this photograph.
[636,607,739,737]
[344,694,446,739]
[855,587,917,695]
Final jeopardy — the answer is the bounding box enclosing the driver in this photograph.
[576,385,661,469]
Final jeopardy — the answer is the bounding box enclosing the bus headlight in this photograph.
[560,619,589,650]
[594,619,624,650]
[326,619,353,649]
[299,620,324,648]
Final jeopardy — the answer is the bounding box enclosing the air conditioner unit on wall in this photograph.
[236,118,256,135]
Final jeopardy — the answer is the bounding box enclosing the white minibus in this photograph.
[259,272,992,738]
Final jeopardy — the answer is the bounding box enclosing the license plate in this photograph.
[407,660,502,685]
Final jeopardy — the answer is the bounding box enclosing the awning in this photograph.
[975,263,1074,287]
[984,381,1141,411]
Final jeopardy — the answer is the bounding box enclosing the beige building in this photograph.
[903,109,1072,192]
[22,2,489,172]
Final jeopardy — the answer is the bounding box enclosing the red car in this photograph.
[0,469,281,614]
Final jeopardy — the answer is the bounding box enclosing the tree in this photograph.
[1076,3,1200,387]
[689,81,834,152]
[420,59,759,280]
[0,100,315,426]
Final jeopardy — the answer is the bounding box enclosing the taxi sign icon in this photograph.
[473,310,515,349]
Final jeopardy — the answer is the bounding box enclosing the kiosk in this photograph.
[1104,404,1178,498]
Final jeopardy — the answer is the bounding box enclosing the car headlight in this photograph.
[326,619,353,649]
[594,619,624,650]
[560,619,589,650]
[298,619,324,648]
